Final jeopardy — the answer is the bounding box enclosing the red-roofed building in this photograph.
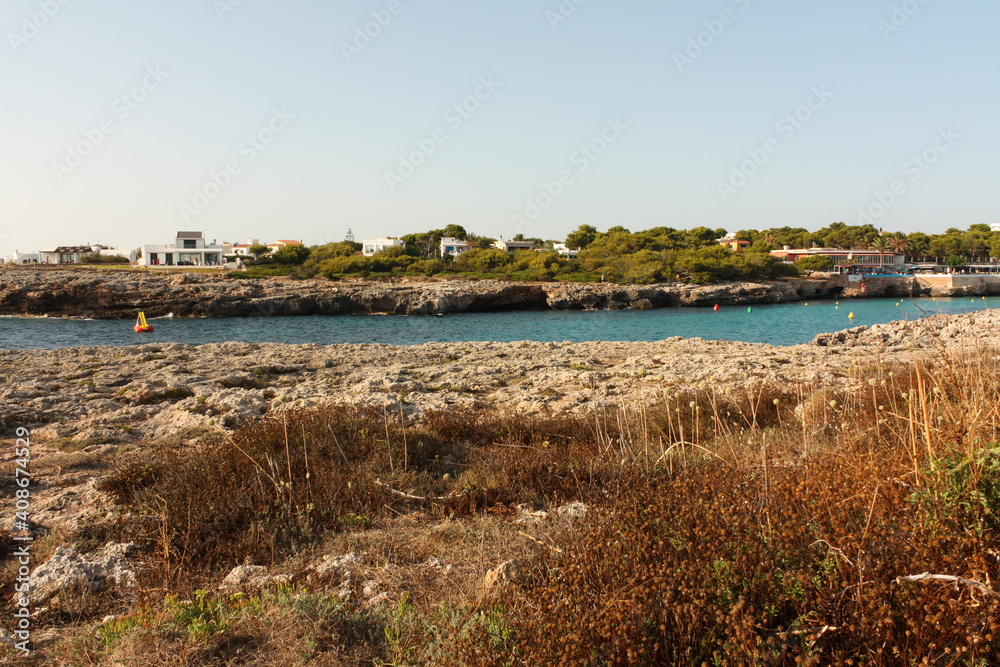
[267,239,303,253]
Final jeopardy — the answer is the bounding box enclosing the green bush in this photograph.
[795,255,835,273]
[80,253,131,264]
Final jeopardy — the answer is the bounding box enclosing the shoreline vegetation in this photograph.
[188,222,1000,283]
[2,311,1000,662]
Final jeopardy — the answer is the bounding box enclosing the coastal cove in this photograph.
[1,295,995,350]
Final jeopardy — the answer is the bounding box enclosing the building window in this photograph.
[183,239,197,249]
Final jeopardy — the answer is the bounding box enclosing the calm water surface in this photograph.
[0,296,995,350]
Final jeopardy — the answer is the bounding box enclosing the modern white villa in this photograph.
[440,237,472,256]
[141,232,229,267]
[493,236,534,252]
[362,237,405,257]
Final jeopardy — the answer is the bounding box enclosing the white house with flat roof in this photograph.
[362,237,405,257]
[440,237,471,257]
[493,236,534,253]
[142,231,226,267]
[1,250,41,265]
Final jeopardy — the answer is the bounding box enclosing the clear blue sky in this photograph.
[2,0,997,255]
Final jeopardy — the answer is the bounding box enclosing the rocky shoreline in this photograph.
[2,308,998,448]
[0,268,844,319]
[2,309,998,656]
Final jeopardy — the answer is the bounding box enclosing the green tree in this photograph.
[454,248,511,272]
[908,232,930,261]
[248,243,271,259]
[795,255,835,274]
[888,232,910,258]
[685,226,722,247]
[440,224,467,240]
[565,224,598,250]
[272,244,310,265]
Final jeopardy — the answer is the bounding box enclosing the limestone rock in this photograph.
[219,564,291,591]
[28,543,137,605]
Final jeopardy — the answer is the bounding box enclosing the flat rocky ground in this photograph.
[3,309,998,448]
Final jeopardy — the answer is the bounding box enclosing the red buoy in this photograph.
[713,304,719,311]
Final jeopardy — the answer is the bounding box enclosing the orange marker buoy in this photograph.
[713,304,719,311]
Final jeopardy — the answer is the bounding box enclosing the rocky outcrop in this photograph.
[26,543,137,605]
[0,268,842,319]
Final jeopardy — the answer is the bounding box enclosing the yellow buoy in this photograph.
[848,312,855,319]
[835,305,839,310]
[805,302,808,306]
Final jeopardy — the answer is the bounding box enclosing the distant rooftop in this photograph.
[176,231,203,239]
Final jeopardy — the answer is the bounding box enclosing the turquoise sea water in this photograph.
[0,296,995,350]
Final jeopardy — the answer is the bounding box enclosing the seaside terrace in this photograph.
[770,246,905,266]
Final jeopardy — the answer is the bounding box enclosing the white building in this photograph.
[770,246,905,266]
[362,237,405,257]
[552,243,579,259]
[141,231,226,267]
[493,236,534,253]
[440,237,472,257]
[2,250,41,265]
[267,239,304,253]
[38,245,102,264]
[991,223,1000,233]
[231,239,261,257]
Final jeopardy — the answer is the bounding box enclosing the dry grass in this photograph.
[7,341,1000,664]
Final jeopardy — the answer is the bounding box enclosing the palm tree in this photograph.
[889,232,910,260]
[869,236,891,266]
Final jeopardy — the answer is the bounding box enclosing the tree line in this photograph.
[237,222,1000,284]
